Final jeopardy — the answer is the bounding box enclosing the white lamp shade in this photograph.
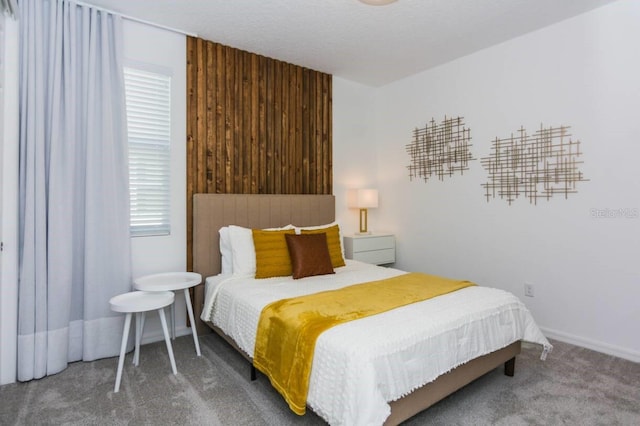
[347,189,379,209]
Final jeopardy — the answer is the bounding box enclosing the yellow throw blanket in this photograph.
[253,272,476,415]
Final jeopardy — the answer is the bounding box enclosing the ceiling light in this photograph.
[358,0,398,5]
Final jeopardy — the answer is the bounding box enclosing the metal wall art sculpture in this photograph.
[481,124,587,205]
[406,116,474,182]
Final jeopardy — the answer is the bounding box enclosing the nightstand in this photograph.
[343,234,395,265]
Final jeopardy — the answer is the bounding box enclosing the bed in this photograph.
[191,194,551,426]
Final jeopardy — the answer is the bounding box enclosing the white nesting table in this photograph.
[133,272,202,357]
[109,291,177,393]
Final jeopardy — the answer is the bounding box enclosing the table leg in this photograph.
[140,311,146,344]
[133,312,145,366]
[133,313,140,366]
[170,297,176,340]
[158,307,177,375]
[114,313,132,393]
[183,288,201,357]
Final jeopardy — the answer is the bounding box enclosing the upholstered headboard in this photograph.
[191,193,335,334]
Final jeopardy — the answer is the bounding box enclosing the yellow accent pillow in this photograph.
[300,224,346,268]
[252,229,296,279]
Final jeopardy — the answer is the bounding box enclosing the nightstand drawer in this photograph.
[344,234,396,265]
[353,248,395,265]
[351,235,394,252]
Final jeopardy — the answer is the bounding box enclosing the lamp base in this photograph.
[359,208,368,234]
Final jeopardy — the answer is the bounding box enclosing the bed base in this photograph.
[207,320,520,425]
[207,322,258,381]
[384,341,521,425]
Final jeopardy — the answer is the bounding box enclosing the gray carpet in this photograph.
[1,333,638,425]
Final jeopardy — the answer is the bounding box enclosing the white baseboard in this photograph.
[140,326,192,345]
[541,327,640,363]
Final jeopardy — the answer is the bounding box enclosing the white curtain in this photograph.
[18,0,132,381]
[1,0,18,18]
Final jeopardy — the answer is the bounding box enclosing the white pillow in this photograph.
[294,221,345,256]
[228,225,254,277]
[228,224,295,277]
[218,227,233,274]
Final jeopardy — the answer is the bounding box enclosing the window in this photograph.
[124,67,171,237]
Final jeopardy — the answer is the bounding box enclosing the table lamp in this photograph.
[347,189,378,234]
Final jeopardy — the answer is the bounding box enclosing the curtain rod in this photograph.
[72,1,197,38]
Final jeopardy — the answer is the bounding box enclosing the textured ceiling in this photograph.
[88,0,616,87]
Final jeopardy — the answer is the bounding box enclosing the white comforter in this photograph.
[201,260,552,426]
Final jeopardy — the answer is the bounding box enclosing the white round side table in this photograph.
[109,291,177,393]
[134,272,202,357]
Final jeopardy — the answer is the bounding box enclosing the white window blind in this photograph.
[124,67,171,237]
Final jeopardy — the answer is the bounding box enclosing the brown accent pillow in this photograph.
[285,233,335,280]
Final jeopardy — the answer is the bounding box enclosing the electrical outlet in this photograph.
[524,283,535,297]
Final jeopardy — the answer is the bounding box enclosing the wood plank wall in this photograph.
[186,36,333,269]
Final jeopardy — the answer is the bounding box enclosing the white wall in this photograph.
[338,0,638,361]
[123,21,188,344]
[0,15,19,386]
[333,78,381,236]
